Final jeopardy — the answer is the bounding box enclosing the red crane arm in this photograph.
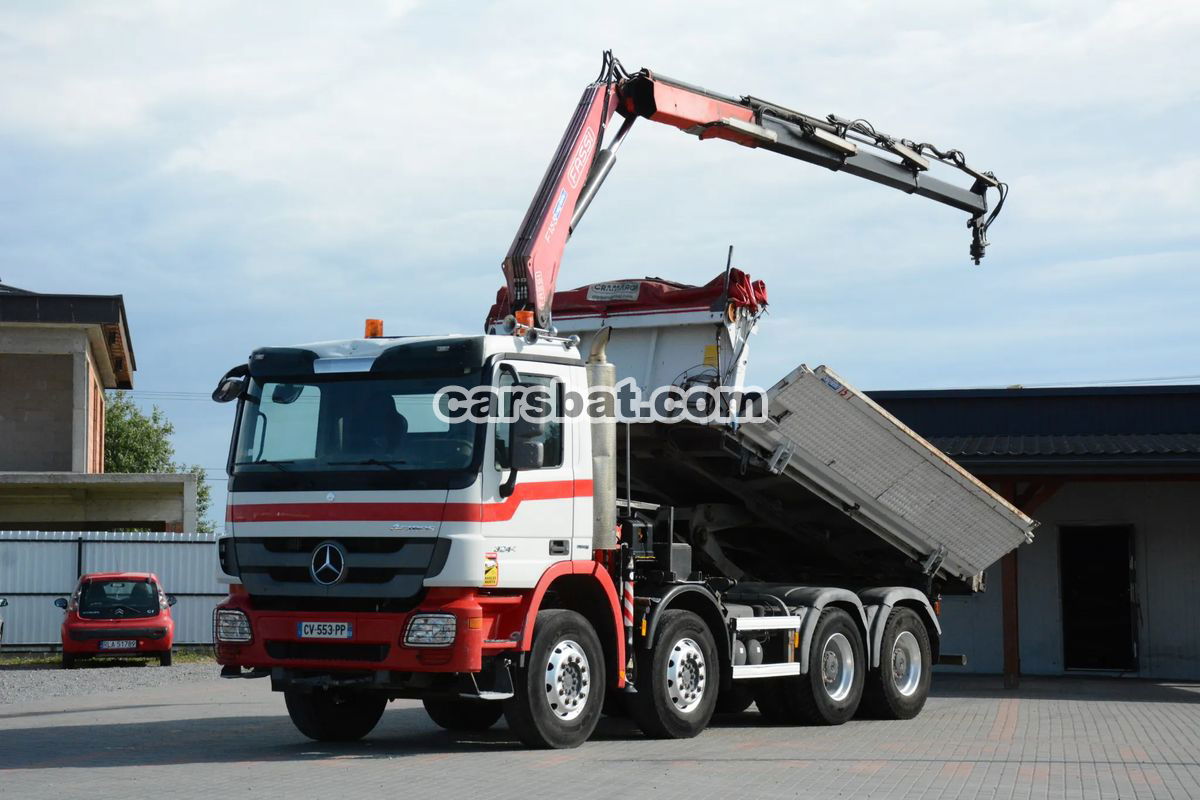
[499,53,1006,329]
[500,80,619,329]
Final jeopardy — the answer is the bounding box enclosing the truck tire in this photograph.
[284,689,387,742]
[423,697,505,732]
[784,607,865,725]
[630,610,719,739]
[860,607,932,720]
[504,609,605,749]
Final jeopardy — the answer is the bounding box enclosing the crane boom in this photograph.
[501,52,1007,328]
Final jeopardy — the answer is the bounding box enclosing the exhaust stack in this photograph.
[586,327,617,551]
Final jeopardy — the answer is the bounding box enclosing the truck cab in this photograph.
[213,331,628,744]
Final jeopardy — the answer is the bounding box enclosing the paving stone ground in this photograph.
[0,672,1197,799]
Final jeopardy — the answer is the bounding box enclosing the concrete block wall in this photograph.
[0,325,102,473]
[0,353,74,470]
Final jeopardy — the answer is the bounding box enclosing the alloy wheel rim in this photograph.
[891,630,922,697]
[665,637,707,714]
[820,632,855,702]
[544,639,590,721]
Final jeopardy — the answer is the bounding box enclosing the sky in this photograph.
[1,0,1197,530]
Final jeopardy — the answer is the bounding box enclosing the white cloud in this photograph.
[1,0,1198,514]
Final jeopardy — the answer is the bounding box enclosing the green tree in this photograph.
[104,391,214,533]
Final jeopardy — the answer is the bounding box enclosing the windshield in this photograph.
[233,375,478,474]
[77,579,161,619]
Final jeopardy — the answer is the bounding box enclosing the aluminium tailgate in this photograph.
[737,365,1036,584]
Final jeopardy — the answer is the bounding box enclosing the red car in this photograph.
[55,572,176,668]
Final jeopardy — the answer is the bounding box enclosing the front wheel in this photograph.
[284,689,387,742]
[630,610,719,739]
[860,607,932,719]
[159,650,173,667]
[61,653,76,670]
[504,609,605,749]
[423,697,505,732]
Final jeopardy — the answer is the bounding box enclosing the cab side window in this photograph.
[495,371,564,469]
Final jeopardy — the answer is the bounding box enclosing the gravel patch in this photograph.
[0,661,221,705]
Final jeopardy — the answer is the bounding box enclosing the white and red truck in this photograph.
[210,53,1031,748]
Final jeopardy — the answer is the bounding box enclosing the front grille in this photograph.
[266,641,390,663]
[234,536,437,598]
[260,537,416,554]
[264,566,410,585]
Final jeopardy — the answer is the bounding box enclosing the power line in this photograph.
[113,372,1200,401]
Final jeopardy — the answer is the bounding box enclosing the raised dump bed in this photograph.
[553,273,1036,594]
[735,364,1036,590]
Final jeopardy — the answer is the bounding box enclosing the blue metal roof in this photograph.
[868,385,1200,474]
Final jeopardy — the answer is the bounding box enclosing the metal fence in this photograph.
[0,531,223,647]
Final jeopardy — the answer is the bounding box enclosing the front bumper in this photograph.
[213,589,494,674]
[62,625,173,654]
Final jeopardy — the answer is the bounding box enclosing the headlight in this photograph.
[214,608,252,643]
[403,613,457,647]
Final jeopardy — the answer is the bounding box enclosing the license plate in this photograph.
[297,622,353,639]
[99,640,137,650]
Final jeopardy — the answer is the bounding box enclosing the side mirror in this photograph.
[512,440,545,470]
[511,414,547,445]
[499,401,550,497]
[54,597,68,609]
[212,364,249,403]
[167,594,177,607]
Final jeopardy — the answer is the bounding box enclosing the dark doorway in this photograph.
[1059,525,1136,671]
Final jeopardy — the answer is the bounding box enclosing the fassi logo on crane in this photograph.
[543,125,597,245]
[567,127,596,188]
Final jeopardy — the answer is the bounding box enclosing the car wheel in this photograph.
[159,650,173,667]
[630,610,719,739]
[503,609,605,749]
[860,607,932,720]
[423,697,505,731]
[284,689,387,742]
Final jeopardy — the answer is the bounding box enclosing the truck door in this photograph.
[482,360,578,587]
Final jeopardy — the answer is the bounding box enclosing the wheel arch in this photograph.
[859,587,941,669]
[642,585,732,688]
[786,588,868,675]
[519,561,626,689]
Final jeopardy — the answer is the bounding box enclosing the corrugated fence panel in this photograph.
[82,541,221,595]
[0,540,78,593]
[0,531,224,646]
[170,597,221,644]
[0,596,69,648]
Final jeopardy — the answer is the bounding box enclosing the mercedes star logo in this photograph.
[309,541,347,586]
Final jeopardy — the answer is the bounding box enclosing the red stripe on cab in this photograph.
[227,479,594,524]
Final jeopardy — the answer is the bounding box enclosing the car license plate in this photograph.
[99,640,137,650]
[297,622,353,639]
